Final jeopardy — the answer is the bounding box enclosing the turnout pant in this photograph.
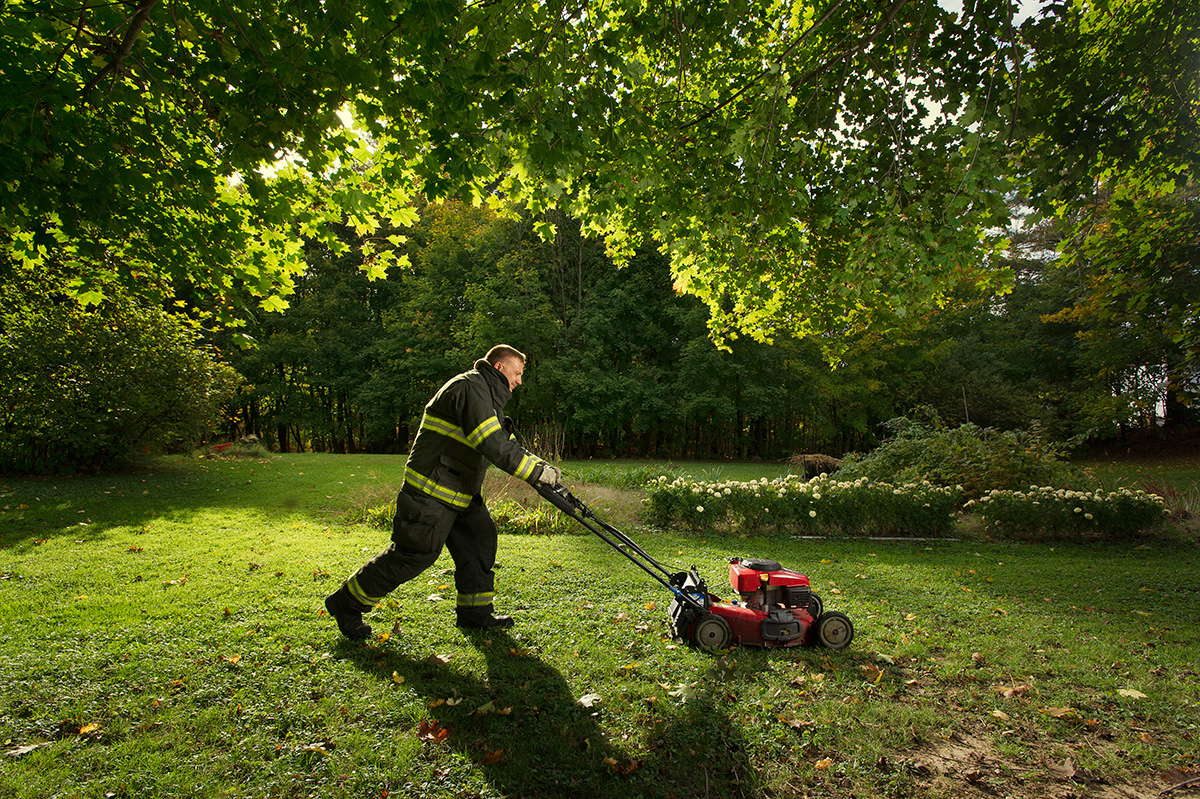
[343,490,499,614]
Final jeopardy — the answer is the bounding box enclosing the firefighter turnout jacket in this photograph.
[402,358,548,509]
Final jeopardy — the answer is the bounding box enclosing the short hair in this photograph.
[485,344,526,366]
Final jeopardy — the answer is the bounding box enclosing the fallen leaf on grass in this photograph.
[470,701,511,716]
[1117,688,1148,699]
[1042,706,1077,718]
[778,716,815,730]
[993,683,1029,699]
[221,654,241,665]
[815,757,834,770]
[667,683,700,703]
[860,664,884,684]
[576,693,602,708]
[78,723,100,735]
[6,742,52,758]
[417,719,448,743]
[1046,758,1076,780]
[603,756,642,775]
[425,654,451,667]
[391,671,405,685]
[482,748,505,765]
[296,741,334,756]
[990,710,1010,721]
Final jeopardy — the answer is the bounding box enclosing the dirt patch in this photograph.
[896,729,1184,799]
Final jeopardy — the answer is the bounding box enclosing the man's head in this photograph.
[486,344,526,391]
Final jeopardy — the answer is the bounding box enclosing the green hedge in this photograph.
[645,474,963,538]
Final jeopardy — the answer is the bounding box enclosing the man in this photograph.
[325,345,561,639]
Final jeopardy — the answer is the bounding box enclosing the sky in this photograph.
[939,0,1047,25]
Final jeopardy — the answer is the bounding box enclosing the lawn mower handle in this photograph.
[534,482,708,614]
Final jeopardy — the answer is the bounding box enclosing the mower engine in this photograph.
[669,557,854,652]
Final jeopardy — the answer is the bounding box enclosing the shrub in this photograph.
[0,274,241,473]
[836,408,1081,498]
[645,474,962,538]
[968,485,1170,540]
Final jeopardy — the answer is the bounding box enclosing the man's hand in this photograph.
[537,464,562,487]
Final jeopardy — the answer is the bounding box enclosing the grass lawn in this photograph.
[1,453,1198,799]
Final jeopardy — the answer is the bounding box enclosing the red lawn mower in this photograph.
[536,483,854,652]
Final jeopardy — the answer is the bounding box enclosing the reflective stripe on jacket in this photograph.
[402,359,546,508]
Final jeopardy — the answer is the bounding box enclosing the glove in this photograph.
[536,463,562,487]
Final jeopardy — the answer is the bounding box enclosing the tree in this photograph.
[1019,0,1200,414]
[3,0,1026,344]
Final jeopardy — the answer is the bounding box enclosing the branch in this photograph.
[673,0,850,132]
[81,0,160,100]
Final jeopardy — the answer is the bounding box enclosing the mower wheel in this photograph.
[814,611,854,650]
[692,613,733,652]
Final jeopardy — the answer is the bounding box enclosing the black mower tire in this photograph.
[692,614,733,652]
[814,611,854,650]
[807,594,824,620]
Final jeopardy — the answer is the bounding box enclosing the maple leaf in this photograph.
[417,719,448,743]
[667,683,699,703]
[483,747,505,765]
[391,671,404,685]
[425,654,451,667]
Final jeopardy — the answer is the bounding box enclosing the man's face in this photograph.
[495,358,524,391]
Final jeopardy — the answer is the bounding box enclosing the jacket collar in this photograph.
[475,359,512,408]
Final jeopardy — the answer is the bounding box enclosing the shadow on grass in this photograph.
[337,630,755,798]
[0,455,391,549]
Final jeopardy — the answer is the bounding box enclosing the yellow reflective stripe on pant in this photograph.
[347,575,386,608]
[404,466,472,509]
[457,591,496,608]
[421,413,470,447]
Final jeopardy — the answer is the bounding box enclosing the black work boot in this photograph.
[456,605,515,630]
[325,585,373,640]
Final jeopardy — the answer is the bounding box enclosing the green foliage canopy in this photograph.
[3,0,1024,342]
[1020,0,1200,386]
